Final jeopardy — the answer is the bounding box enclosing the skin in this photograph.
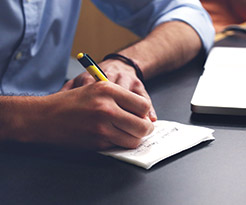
[0,21,201,150]
[1,82,153,150]
[62,21,202,120]
[229,0,246,20]
[201,0,246,32]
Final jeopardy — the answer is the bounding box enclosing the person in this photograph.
[201,0,246,32]
[0,0,214,150]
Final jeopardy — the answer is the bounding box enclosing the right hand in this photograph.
[22,81,154,150]
[61,59,157,122]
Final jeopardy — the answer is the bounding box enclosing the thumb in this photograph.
[60,79,74,92]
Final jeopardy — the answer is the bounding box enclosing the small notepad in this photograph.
[100,120,215,169]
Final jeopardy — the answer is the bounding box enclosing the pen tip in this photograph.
[77,53,84,59]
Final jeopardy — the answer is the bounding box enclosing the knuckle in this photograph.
[133,79,143,88]
[140,98,151,113]
[117,72,125,79]
[94,81,114,95]
[139,121,154,137]
[96,103,115,119]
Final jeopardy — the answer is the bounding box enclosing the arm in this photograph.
[62,22,199,121]
[0,82,153,150]
[104,20,202,80]
[62,0,215,120]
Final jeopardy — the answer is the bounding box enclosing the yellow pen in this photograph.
[77,53,108,81]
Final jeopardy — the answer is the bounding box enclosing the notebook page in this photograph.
[100,120,215,169]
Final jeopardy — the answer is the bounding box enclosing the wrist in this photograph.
[0,96,44,142]
[103,53,145,84]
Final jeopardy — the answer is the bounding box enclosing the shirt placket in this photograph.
[9,0,40,66]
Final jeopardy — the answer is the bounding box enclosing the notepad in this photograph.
[191,47,246,115]
[100,120,214,169]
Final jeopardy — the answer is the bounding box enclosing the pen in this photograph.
[77,53,108,81]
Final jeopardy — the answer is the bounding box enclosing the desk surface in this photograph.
[1,36,246,205]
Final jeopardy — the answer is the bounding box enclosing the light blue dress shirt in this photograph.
[0,0,214,95]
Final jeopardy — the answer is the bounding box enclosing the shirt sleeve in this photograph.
[91,0,215,53]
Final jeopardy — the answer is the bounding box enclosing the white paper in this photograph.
[100,120,215,169]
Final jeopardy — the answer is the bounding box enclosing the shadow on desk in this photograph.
[0,136,213,172]
[0,139,213,204]
[0,142,145,203]
[149,140,213,171]
[0,136,213,169]
[190,113,246,128]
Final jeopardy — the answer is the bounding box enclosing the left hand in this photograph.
[61,59,157,121]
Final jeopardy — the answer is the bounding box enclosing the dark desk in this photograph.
[1,37,246,205]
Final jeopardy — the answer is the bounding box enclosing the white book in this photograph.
[100,120,214,169]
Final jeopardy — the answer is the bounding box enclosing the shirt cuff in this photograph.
[151,6,215,54]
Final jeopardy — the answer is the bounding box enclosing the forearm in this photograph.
[0,96,43,142]
[118,21,202,79]
[0,84,154,150]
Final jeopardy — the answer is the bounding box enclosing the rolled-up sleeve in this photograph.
[92,0,215,53]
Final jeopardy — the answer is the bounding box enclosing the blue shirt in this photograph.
[0,0,214,95]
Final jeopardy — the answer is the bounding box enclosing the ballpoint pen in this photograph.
[77,53,108,81]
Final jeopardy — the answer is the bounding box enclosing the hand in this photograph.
[61,59,157,121]
[23,82,154,150]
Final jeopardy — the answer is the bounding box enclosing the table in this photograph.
[0,36,246,205]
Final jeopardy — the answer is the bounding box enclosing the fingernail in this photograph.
[149,111,157,122]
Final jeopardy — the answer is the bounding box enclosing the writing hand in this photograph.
[24,82,154,150]
[61,59,157,122]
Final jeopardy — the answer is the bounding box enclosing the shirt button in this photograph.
[15,52,22,60]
